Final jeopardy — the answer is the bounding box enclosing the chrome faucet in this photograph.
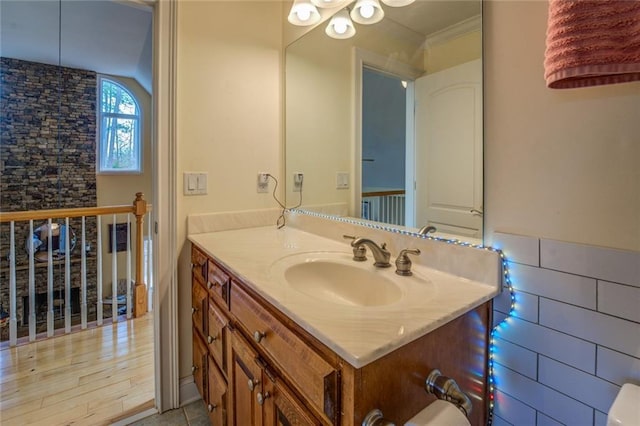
[350,237,391,268]
[395,248,421,276]
[418,225,437,236]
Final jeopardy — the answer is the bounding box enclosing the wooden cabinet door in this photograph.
[207,355,228,425]
[228,329,264,426]
[263,377,320,426]
[193,332,208,401]
[208,300,228,377]
[191,280,208,339]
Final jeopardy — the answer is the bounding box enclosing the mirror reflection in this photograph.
[285,0,483,240]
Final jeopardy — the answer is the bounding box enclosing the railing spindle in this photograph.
[64,218,71,333]
[112,214,118,322]
[81,216,87,329]
[97,215,103,326]
[9,222,17,346]
[47,218,54,337]
[28,220,36,341]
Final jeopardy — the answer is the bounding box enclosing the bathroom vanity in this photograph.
[189,223,501,425]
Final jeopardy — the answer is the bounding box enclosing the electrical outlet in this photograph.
[293,172,304,192]
[257,172,269,193]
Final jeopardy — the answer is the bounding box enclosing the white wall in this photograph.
[484,1,640,424]
[176,1,283,379]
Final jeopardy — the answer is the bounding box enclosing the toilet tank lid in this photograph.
[608,383,640,426]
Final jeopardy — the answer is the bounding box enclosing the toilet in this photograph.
[404,400,470,426]
[403,382,640,426]
[607,383,640,426]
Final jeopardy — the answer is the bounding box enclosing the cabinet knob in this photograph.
[248,378,260,392]
[253,330,266,344]
[191,365,197,373]
[207,281,216,289]
[208,403,217,412]
[257,391,270,406]
[207,334,217,344]
[191,307,197,314]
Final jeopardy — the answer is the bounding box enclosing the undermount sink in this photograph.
[269,252,403,307]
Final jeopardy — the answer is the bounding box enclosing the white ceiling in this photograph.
[0,0,153,93]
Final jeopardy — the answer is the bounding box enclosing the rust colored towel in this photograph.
[544,0,640,89]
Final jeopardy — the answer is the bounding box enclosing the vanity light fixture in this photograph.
[350,0,384,25]
[288,0,321,26]
[325,8,357,39]
[380,0,415,7]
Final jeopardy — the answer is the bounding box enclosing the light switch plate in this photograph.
[184,172,207,195]
[336,172,349,189]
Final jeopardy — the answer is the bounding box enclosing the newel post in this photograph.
[133,192,148,318]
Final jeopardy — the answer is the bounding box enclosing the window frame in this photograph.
[97,75,143,175]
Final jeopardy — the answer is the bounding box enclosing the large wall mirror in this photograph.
[285,0,483,241]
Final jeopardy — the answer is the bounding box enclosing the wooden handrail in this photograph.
[0,204,152,223]
[362,189,406,198]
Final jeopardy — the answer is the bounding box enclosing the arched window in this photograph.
[98,77,141,173]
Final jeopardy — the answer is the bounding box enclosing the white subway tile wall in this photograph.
[491,232,640,426]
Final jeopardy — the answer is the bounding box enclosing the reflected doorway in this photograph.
[359,65,417,227]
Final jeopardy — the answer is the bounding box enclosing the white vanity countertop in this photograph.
[189,226,500,369]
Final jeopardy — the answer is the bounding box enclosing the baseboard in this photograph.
[179,376,201,407]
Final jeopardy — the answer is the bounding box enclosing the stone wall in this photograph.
[0,57,99,339]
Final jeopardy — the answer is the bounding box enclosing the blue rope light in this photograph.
[289,209,517,423]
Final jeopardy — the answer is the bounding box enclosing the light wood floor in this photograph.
[0,314,154,426]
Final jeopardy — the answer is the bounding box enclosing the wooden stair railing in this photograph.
[0,192,152,346]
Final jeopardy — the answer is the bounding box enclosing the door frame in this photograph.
[152,0,179,413]
[353,48,422,225]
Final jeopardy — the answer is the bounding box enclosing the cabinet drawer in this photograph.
[207,355,228,426]
[208,261,230,308]
[192,246,208,284]
[192,280,208,339]
[208,300,229,377]
[230,284,339,423]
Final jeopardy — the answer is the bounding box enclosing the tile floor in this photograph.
[129,400,210,426]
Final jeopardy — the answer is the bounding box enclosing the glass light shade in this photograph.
[380,0,415,7]
[288,0,321,26]
[310,0,340,8]
[325,9,356,39]
[350,0,384,24]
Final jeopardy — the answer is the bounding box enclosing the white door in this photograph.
[414,59,482,238]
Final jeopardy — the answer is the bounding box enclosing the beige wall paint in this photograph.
[96,75,153,295]
[176,1,283,379]
[484,1,640,252]
[425,30,481,73]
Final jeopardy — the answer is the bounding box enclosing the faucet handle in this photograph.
[395,248,421,276]
[343,235,367,261]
